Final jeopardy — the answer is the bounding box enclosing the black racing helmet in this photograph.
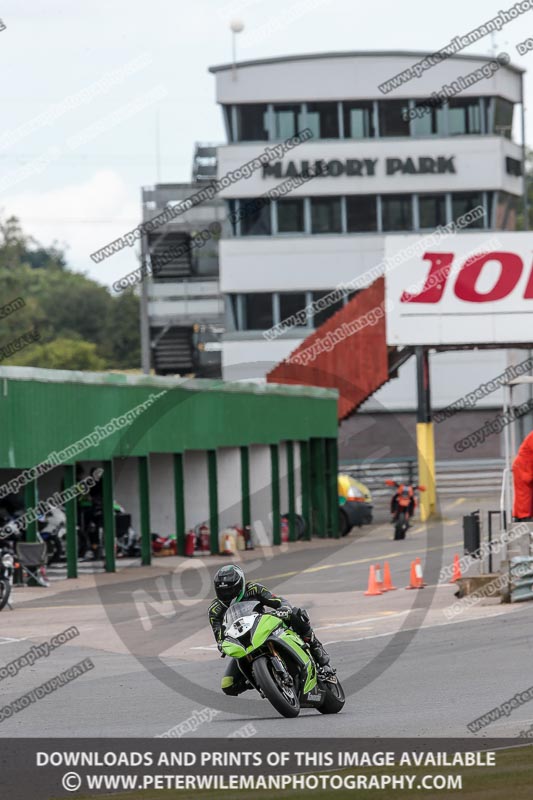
[214,564,245,605]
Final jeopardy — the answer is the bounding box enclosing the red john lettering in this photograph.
[454,252,523,302]
[400,253,454,303]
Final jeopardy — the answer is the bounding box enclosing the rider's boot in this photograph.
[306,633,330,666]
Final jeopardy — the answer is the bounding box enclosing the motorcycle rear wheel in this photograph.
[252,656,300,718]
[0,578,11,611]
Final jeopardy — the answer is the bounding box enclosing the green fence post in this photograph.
[64,464,78,578]
[208,450,219,554]
[327,438,340,538]
[102,460,116,573]
[286,441,296,542]
[173,453,186,556]
[271,444,281,546]
[24,477,37,543]
[311,438,327,538]
[240,446,251,528]
[138,456,151,566]
[299,440,311,540]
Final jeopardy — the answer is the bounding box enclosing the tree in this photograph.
[7,338,107,371]
[0,215,140,371]
[101,290,141,368]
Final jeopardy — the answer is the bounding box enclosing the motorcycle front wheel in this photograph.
[0,578,11,611]
[252,656,300,718]
[394,511,407,540]
[318,677,345,714]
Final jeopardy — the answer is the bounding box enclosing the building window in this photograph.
[279,293,308,326]
[236,104,269,141]
[346,195,378,232]
[495,191,518,230]
[243,293,273,330]
[379,100,410,137]
[411,100,446,136]
[311,196,342,233]
[272,104,303,139]
[277,198,305,233]
[493,98,514,138]
[381,195,413,231]
[418,195,447,229]
[452,193,485,227]
[239,198,272,236]
[312,291,344,327]
[228,295,240,330]
[343,101,374,138]
[448,98,482,135]
[223,106,235,141]
[306,102,339,138]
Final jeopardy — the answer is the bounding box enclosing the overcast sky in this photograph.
[1,0,530,289]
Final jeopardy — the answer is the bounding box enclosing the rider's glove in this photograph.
[275,605,292,620]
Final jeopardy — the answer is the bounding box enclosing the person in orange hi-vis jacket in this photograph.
[513,430,533,520]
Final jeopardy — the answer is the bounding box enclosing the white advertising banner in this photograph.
[385,232,533,346]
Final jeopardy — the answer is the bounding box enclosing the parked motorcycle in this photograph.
[386,479,426,540]
[37,507,67,564]
[78,501,140,560]
[220,600,345,718]
[0,543,15,611]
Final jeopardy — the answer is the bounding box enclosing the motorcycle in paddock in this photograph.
[386,479,426,540]
[37,507,67,565]
[0,543,15,611]
[78,501,140,561]
[220,600,345,718]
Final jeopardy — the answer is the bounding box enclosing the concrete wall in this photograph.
[249,444,272,545]
[184,451,209,531]
[217,447,242,530]
[148,454,175,536]
[114,457,141,534]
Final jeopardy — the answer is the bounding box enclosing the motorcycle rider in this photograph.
[390,480,415,521]
[209,564,330,696]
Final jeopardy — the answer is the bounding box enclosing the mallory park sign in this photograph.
[262,156,456,178]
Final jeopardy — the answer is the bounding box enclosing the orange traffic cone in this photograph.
[382,561,397,591]
[375,563,384,591]
[450,554,462,583]
[364,565,383,596]
[405,559,425,589]
[414,557,427,588]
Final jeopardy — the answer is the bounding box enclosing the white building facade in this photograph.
[209,51,526,413]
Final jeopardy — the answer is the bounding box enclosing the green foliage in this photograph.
[7,337,107,371]
[0,216,140,371]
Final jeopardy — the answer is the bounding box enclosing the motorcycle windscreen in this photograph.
[223,600,261,628]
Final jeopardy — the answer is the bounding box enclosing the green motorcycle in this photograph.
[221,600,345,718]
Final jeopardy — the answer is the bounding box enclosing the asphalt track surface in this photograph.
[0,495,532,739]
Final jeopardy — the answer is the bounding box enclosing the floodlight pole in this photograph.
[415,346,437,521]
